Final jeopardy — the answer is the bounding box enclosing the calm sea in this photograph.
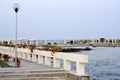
[72,47,120,80]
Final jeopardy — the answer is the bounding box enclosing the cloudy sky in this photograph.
[0,0,120,40]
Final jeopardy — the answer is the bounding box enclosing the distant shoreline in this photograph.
[57,43,120,47]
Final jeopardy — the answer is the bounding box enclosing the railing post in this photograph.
[4,47,7,54]
[76,62,85,75]
[38,55,43,64]
[53,58,60,68]
[22,52,26,59]
[45,56,51,66]
[22,52,24,59]
[27,53,31,61]
[9,48,12,56]
[25,53,27,60]
[17,52,21,58]
[32,54,36,62]
[20,52,22,59]
[11,48,15,57]
[64,60,71,71]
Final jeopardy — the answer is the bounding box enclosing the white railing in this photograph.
[0,46,88,75]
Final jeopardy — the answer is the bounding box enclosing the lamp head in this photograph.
[13,3,20,13]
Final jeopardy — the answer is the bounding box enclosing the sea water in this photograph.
[72,47,120,80]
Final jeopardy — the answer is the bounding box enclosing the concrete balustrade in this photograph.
[38,55,43,64]
[32,54,36,62]
[45,56,51,66]
[53,58,60,68]
[27,53,31,61]
[0,46,88,75]
[76,62,85,75]
[64,60,71,71]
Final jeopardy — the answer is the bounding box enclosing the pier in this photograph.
[0,46,89,80]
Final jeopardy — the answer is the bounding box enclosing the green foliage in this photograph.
[0,60,11,67]
[83,40,87,44]
[29,45,36,52]
[42,45,61,52]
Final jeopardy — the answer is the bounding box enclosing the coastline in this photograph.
[57,43,120,47]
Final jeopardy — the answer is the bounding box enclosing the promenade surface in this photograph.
[0,59,60,72]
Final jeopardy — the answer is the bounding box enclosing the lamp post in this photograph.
[13,3,20,65]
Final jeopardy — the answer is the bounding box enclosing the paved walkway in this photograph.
[0,59,60,72]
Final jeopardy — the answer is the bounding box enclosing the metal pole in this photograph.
[13,3,20,66]
[15,12,18,64]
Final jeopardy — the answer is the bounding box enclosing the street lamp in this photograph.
[13,3,20,66]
